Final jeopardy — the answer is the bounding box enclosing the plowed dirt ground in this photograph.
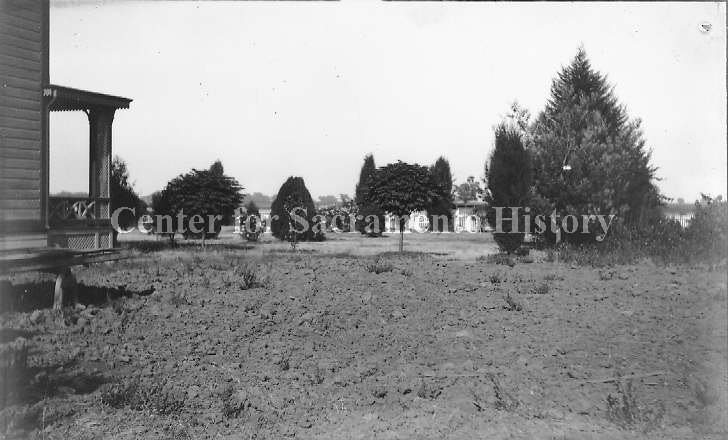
[1,233,726,439]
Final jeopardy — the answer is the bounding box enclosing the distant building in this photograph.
[662,202,695,228]
[381,200,490,234]
[453,199,489,233]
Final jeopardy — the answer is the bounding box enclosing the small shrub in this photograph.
[503,290,523,311]
[366,257,394,274]
[489,274,502,284]
[400,267,413,277]
[233,263,269,290]
[532,282,549,295]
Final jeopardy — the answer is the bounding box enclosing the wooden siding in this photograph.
[0,0,47,233]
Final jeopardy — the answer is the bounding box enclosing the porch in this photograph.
[43,84,132,250]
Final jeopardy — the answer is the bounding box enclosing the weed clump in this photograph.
[606,378,664,432]
[503,290,523,311]
[487,373,519,411]
[221,385,251,419]
[233,263,270,290]
[366,257,394,274]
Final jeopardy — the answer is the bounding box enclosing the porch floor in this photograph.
[0,247,127,275]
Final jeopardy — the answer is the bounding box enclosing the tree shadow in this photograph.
[0,328,38,344]
[119,239,255,253]
[0,280,155,314]
[1,354,109,433]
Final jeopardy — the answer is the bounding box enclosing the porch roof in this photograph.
[43,84,132,112]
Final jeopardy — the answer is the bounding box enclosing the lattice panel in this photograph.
[98,201,110,219]
[66,234,97,250]
[99,233,111,249]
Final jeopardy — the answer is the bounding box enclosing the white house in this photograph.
[453,199,489,233]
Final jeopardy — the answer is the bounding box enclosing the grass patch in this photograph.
[478,253,516,266]
[377,251,428,259]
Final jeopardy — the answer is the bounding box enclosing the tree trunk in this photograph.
[399,230,404,252]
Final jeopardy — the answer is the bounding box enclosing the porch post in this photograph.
[87,107,115,220]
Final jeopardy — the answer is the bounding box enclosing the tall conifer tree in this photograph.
[270,176,324,241]
[531,48,661,234]
[428,157,454,232]
[354,154,385,235]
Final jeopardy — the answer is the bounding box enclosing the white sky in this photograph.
[49,1,726,202]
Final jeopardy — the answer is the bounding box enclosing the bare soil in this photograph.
[1,239,726,439]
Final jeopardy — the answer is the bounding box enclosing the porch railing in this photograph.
[48,197,111,227]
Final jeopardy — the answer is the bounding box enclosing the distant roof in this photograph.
[661,203,695,215]
[43,84,132,112]
[453,199,487,207]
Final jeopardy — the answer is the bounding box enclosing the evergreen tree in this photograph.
[428,156,454,232]
[158,160,244,239]
[270,176,324,242]
[355,154,375,204]
[369,161,440,252]
[150,189,177,241]
[531,48,661,239]
[485,124,532,253]
[354,154,385,236]
[209,159,225,176]
[110,156,146,234]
